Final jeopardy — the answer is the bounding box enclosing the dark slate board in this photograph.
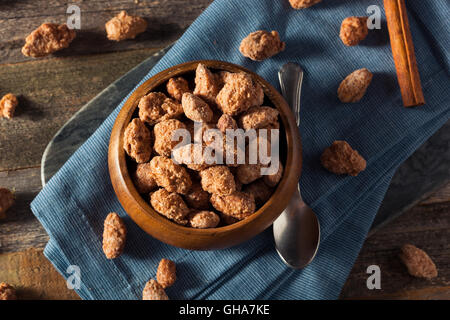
[40,46,450,233]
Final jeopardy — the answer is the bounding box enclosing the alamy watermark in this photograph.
[66,4,81,30]
[171,123,280,176]
[366,265,381,290]
[367,5,382,30]
[66,265,81,290]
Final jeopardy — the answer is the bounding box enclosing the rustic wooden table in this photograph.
[0,0,448,300]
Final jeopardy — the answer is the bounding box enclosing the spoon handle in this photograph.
[278,63,304,126]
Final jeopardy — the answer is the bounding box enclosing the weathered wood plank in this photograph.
[344,286,450,300]
[0,48,159,171]
[0,167,48,253]
[421,181,450,205]
[340,199,450,299]
[1,165,448,299]
[0,248,80,299]
[0,0,212,64]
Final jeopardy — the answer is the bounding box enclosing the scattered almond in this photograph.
[102,212,127,259]
[399,244,438,279]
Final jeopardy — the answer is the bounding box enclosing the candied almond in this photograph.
[321,141,366,176]
[22,23,76,57]
[239,30,285,61]
[149,156,192,195]
[337,68,373,103]
[123,118,152,163]
[142,279,169,300]
[0,94,19,119]
[153,119,187,157]
[340,16,369,46]
[172,143,213,172]
[139,92,182,125]
[150,188,190,225]
[236,163,262,185]
[0,283,16,300]
[189,210,220,229]
[399,244,438,279]
[182,93,213,123]
[132,163,158,194]
[184,183,210,210]
[289,0,322,9]
[194,63,220,105]
[167,77,190,101]
[102,212,127,259]
[216,72,264,116]
[156,258,177,288]
[243,180,273,207]
[105,11,147,41]
[200,166,236,196]
[238,106,279,130]
[210,192,255,220]
[263,162,284,187]
[217,114,238,133]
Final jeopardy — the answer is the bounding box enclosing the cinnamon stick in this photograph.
[383,0,425,107]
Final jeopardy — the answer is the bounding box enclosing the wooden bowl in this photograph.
[108,60,302,250]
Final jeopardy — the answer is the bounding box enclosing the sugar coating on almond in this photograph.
[182,93,213,123]
[142,279,169,300]
[22,23,76,57]
[167,77,190,101]
[150,188,190,225]
[189,210,220,229]
[0,283,17,300]
[238,106,279,130]
[123,118,152,163]
[243,180,273,207]
[200,166,236,196]
[263,162,284,187]
[239,30,285,61]
[210,191,255,220]
[153,119,187,157]
[132,163,158,194]
[102,212,127,259]
[0,94,19,119]
[399,244,438,279]
[321,140,366,176]
[216,72,264,116]
[340,16,369,46]
[149,156,192,194]
[184,182,211,210]
[289,0,322,9]
[338,68,373,103]
[156,258,177,288]
[138,92,183,125]
[217,114,238,133]
[194,63,221,105]
[105,11,147,41]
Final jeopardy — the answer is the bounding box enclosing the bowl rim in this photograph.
[108,60,302,250]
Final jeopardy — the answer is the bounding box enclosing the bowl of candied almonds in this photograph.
[108,60,302,250]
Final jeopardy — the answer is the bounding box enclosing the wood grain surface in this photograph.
[0,248,80,300]
[0,48,158,171]
[0,0,448,300]
[0,0,211,64]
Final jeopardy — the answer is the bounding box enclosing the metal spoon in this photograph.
[273,62,320,269]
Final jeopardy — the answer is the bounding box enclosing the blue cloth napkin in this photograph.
[31,0,450,300]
